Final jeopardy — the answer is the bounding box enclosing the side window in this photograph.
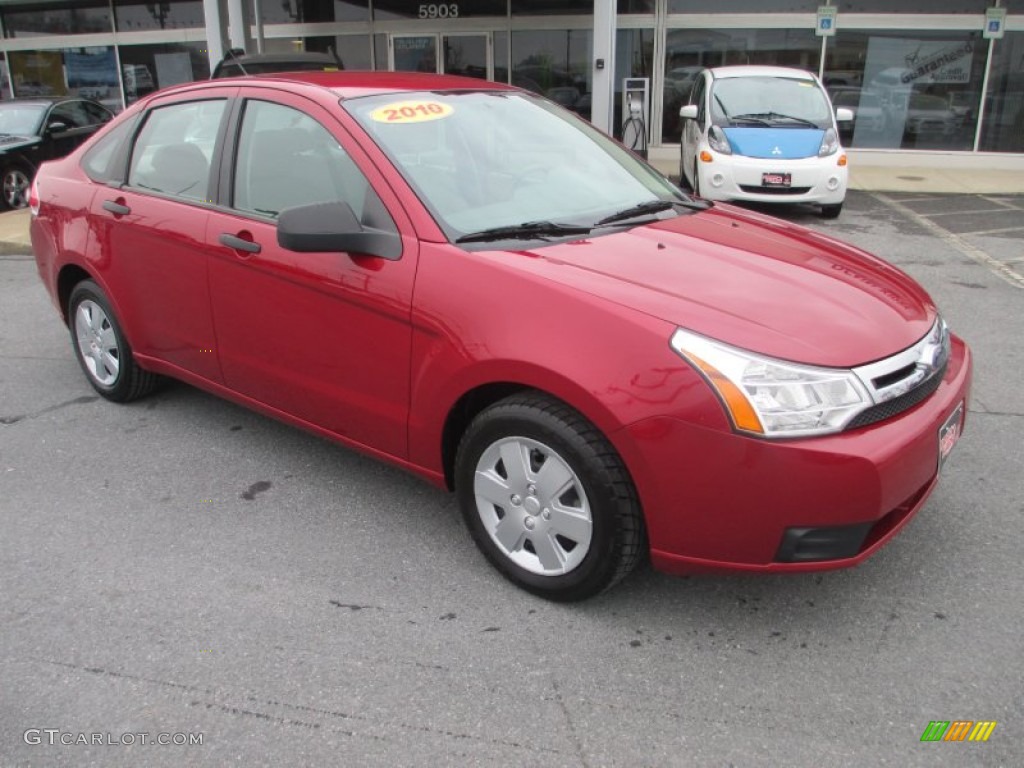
[232,99,392,231]
[82,117,137,183]
[128,100,226,202]
[48,103,87,130]
[690,76,706,125]
[81,101,113,126]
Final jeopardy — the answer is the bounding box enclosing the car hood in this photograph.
[721,127,824,159]
[500,204,934,368]
[0,134,41,151]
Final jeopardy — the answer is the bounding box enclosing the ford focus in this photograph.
[30,72,971,600]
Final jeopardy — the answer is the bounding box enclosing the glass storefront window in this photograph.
[257,0,369,24]
[8,48,121,112]
[512,30,593,121]
[277,36,372,70]
[119,42,211,106]
[374,0,506,19]
[1,2,111,37]
[618,0,655,12]
[669,1,819,11]
[613,28,654,141]
[838,1,989,12]
[113,0,205,31]
[980,31,1024,153]
[662,28,821,142]
[824,30,987,150]
[511,1,590,15]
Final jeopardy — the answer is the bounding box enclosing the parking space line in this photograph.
[958,226,1024,236]
[871,192,1024,290]
[920,208,1015,217]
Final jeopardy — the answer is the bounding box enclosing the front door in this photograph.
[205,91,419,458]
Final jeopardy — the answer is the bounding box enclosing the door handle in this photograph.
[102,199,131,216]
[219,233,262,254]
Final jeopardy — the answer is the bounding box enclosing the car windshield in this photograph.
[0,103,46,136]
[344,90,690,241]
[710,76,832,129]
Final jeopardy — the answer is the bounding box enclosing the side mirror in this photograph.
[835,107,854,123]
[679,104,698,121]
[46,120,70,133]
[277,201,401,260]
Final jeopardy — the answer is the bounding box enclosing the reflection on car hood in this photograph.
[722,127,824,159]
[0,134,40,151]
[507,204,934,367]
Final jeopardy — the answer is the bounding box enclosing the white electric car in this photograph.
[679,65,853,218]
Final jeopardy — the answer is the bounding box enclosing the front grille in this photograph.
[739,185,812,195]
[846,362,946,429]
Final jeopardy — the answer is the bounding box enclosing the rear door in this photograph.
[88,91,233,381]
[205,88,419,458]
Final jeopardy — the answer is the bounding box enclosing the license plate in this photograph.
[938,401,964,473]
[762,172,791,187]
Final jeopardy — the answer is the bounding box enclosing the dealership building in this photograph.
[1,0,1021,174]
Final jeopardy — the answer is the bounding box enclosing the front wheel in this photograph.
[68,280,159,402]
[820,203,843,219]
[2,165,31,210]
[455,392,644,601]
[692,160,702,198]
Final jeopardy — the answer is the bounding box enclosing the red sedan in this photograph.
[29,72,971,600]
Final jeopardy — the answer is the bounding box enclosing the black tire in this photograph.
[1,164,31,210]
[455,392,645,601]
[821,203,843,219]
[68,280,159,402]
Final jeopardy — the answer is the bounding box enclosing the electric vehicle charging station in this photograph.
[621,77,650,159]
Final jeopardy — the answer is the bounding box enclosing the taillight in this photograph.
[28,178,40,215]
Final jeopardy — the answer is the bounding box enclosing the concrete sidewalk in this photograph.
[3,161,1021,254]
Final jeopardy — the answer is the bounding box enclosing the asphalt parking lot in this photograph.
[1,191,1022,767]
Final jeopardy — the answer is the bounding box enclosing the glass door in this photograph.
[391,35,439,73]
[391,34,490,80]
[442,34,490,80]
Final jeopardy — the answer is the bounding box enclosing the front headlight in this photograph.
[670,329,871,438]
[707,125,732,155]
[818,127,840,156]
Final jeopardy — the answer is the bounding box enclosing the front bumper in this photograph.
[696,151,848,206]
[617,335,972,573]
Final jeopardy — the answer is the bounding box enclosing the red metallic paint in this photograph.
[29,72,973,577]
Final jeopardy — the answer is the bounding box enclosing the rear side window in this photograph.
[128,100,226,202]
[82,117,137,183]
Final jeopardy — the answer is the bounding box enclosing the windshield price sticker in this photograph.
[370,101,453,124]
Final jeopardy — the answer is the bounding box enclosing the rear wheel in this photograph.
[68,280,159,402]
[821,203,843,219]
[1,165,30,210]
[455,392,644,601]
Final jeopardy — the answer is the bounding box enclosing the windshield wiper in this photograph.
[455,220,592,244]
[596,198,709,226]
[729,116,771,127]
[734,112,820,128]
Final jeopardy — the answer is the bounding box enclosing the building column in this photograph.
[592,0,616,134]
[203,0,228,70]
[226,0,254,52]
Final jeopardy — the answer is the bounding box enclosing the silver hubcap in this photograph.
[74,300,120,386]
[3,169,29,208]
[473,436,593,576]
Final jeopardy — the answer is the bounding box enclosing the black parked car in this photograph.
[0,97,113,209]
[211,50,343,79]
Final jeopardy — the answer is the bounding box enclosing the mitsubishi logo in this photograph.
[771,146,782,155]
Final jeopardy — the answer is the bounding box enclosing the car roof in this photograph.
[1,97,64,107]
[161,70,518,100]
[709,65,818,81]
